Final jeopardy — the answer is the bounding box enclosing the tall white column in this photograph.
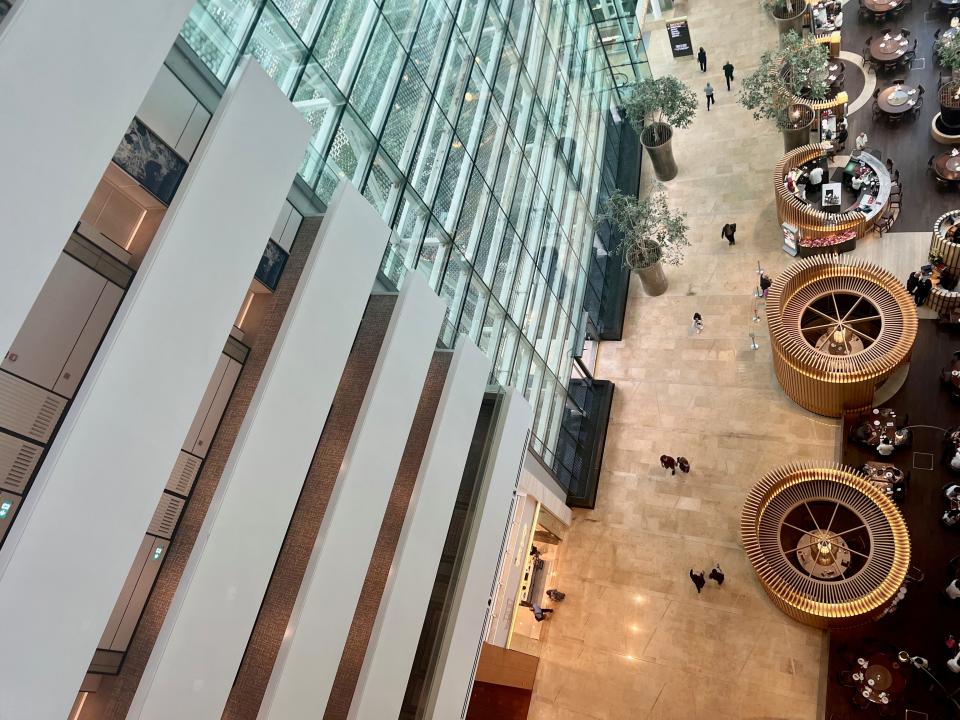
[0,0,195,353]
[424,389,533,720]
[258,273,446,719]
[0,60,310,720]
[128,183,390,720]
[348,342,491,720]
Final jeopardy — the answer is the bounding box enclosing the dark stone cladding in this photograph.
[221,293,397,719]
[78,216,324,720]
[321,351,451,720]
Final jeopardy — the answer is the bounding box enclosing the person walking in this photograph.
[721,223,736,245]
[708,565,725,586]
[697,47,707,72]
[722,60,734,90]
[660,454,677,475]
[689,569,706,594]
[693,312,704,333]
[677,457,690,474]
[530,602,554,622]
[760,273,772,298]
[704,82,715,111]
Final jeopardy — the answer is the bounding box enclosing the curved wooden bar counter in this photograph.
[927,210,960,314]
[767,255,917,417]
[742,463,910,629]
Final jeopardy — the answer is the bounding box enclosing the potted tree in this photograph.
[761,0,807,39]
[739,31,827,151]
[623,76,698,182]
[600,187,689,296]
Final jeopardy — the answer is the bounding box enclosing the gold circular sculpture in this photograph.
[768,256,917,417]
[741,463,911,629]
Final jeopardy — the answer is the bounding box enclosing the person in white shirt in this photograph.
[808,166,824,187]
[851,174,863,191]
[856,132,868,151]
[877,436,894,456]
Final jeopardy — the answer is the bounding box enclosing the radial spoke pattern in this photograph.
[741,463,911,629]
[767,256,918,416]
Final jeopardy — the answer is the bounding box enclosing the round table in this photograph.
[863,0,904,10]
[854,653,907,705]
[870,33,911,64]
[877,84,919,114]
[935,151,960,181]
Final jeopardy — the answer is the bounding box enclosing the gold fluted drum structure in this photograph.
[741,463,911,629]
[767,255,918,417]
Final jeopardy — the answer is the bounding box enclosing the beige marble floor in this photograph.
[527,2,854,718]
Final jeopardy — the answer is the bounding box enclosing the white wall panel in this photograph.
[424,389,533,720]
[137,65,211,160]
[0,60,310,720]
[348,342,491,720]
[0,0,195,355]
[258,273,446,720]
[128,183,389,720]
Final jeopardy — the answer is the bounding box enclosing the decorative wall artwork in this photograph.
[112,117,188,205]
[255,240,288,291]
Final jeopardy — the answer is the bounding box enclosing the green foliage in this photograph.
[939,35,960,73]
[599,187,689,269]
[623,76,698,146]
[738,30,828,129]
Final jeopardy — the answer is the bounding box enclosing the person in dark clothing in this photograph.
[916,277,933,306]
[709,565,725,586]
[690,569,706,593]
[677,457,690,474]
[906,271,920,295]
[722,61,734,90]
[530,603,554,622]
[660,454,677,475]
[834,125,848,151]
[943,269,958,292]
[759,273,773,298]
[721,223,737,245]
[546,589,566,601]
[697,47,707,72]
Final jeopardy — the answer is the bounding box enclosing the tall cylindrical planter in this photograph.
[772,5,806,41]
[636,261,668,296]
[782,103,815,152]
[640,122,678,181]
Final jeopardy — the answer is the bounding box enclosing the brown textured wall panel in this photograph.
[78,217,326,720]
[322,351,452,720]
[221,294,398,720]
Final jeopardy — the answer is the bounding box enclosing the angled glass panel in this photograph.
[458,271,490,343]
[409,0,455,87]
[350,16,405,134]
[409,101,454,204]
[313,0,376,90]
[493,319,519,386]
[380,61,431,172]
[293,61,345,185]
[326,108,375,186]
[478,296,506,358]
[416,216,452,290]
[438,245,470,346]
[180,0,261,81]
[247,3,308,95]
[382,188,429,288]
[273,0,326,43]
[381,0,424,48]
[434,29,472,123]
[362,150,403,219]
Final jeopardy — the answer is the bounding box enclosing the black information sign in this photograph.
[666,17,693,58]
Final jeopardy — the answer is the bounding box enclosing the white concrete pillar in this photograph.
[128,183,390,720]
[0,60,310,720]
[424,389,533,720]
[0,0,195,354]
[257,273,446,719]
[347,342,491,720]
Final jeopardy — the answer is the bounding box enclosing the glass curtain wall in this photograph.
[178,0,649,482]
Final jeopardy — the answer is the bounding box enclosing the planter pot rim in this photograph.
[769,4,806,20]
[640,122,673,149]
